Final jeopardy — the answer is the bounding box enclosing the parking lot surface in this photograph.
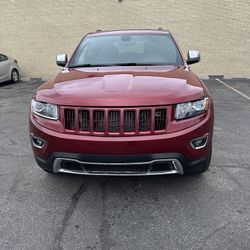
[0,78,249,250]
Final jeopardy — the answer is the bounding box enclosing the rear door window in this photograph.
[0,54,8,62]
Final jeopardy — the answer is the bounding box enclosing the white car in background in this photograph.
[0,53,20,83]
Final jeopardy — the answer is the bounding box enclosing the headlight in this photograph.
[175,97,209,120]
[31,99,58,120]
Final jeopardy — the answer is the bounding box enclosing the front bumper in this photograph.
[35,152,211,175]
[30,108,213,175]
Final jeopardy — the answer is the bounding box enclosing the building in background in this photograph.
[0,0,249,78]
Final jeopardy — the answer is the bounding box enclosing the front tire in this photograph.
[11,69,19,83]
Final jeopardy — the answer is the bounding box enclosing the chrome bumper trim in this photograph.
[190,135,208,149]
[30,134,45,149]
[53,158,184,176]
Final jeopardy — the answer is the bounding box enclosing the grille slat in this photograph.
[139,110,151,131]
[154,109,166,130]
[64,107,167,135]
[84,164,150,173]
[79,110,90,131]
[94,111,105,132]
[65,109,75,130]
[124,110,136,132]
[108,111,120,132]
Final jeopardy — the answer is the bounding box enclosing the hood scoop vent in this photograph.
[102,74,134,92]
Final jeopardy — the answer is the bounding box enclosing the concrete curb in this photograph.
[20,77,32,82]
[202,75,250,80]
[20,77,49,82]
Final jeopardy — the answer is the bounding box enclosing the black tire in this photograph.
[11,69,19,83]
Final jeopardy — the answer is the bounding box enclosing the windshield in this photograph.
[69,34,184,67]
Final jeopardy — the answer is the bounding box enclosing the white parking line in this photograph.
[216,78,250,101]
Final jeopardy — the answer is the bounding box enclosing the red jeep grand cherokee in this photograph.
[30,29,214,176]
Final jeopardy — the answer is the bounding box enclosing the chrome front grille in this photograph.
[62,106,168,136]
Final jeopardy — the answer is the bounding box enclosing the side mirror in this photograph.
[56,54,68,67]
[187,50,200,65]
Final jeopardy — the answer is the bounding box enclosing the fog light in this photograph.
[190,136,208,149]
[31,136,45,149]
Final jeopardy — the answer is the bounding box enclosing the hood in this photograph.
[35,66,205,106]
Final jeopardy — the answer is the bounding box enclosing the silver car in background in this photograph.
[0,53,20,83]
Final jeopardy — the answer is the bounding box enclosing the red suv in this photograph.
[30,29,214,176]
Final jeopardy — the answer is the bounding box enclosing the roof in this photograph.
[87,29,170,37]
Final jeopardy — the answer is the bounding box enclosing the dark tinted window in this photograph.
[0,54,8,62]
[69,34,183,67]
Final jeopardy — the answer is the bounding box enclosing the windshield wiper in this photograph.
[107,63,163,66]
[109,63,139,66]
[68,64,110,68]
[69,63,140,68]
[68,62,175,68]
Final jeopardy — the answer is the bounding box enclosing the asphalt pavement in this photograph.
[0,78,249,250]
